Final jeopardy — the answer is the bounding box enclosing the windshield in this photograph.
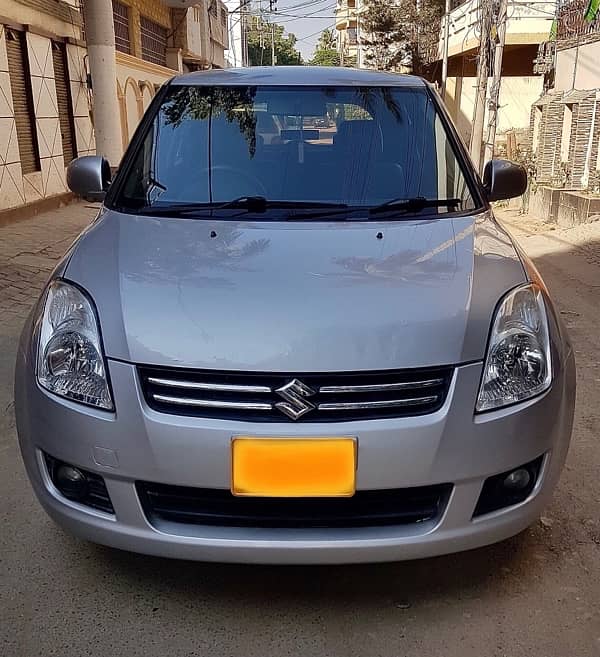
[115,85,478,216]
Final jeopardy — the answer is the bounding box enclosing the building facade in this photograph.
[335,0,361,66]
[526,0,600,223]
[427,0,555,146]
[110,0,229,148]
[0,0,93,212]
[0,0,228,213]
[530,0,600,187]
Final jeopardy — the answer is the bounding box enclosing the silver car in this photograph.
[15,67,576,564]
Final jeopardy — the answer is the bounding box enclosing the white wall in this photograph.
[446,75,544,144]
[555,41,600,91]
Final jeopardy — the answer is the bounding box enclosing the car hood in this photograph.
[65,209,525,372]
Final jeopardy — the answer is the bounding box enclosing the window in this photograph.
[116,85,477,213]
[52,42,77,164]
[193,7,202,22]
[209,1,217,17]
[221,6,227,28]
[112,0,131,54]
[5,29,40,175]
[140,16,167,66]
[347,27,357,45]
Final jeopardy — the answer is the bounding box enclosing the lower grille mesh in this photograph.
[136,482,453,528]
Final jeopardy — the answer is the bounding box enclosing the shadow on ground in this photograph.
[82,529,532,607]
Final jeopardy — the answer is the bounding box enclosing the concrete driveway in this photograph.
[1,204,599,657]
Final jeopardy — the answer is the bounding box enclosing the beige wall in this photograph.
[0,1,83,41]
[555,41,600,92]
[116,52,174,149]
[445,75,544,145]
[0,18,94,211]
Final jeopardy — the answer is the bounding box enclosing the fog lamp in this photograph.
[55,464,88,500]
[503,468,532,491]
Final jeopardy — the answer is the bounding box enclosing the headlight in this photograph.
[36,280,113,410]
[476,283,552,412]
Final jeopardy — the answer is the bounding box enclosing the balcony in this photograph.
[335,0,358,30]
[556,0,600,47]
[429,0,556,61]
[171,0,229,68]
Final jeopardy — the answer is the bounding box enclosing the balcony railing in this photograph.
[557,0,600,41]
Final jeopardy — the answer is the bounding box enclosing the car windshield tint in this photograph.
[117,85,477,215]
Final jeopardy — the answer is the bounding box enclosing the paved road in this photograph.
[1,206,599,657]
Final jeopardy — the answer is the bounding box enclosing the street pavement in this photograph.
[1,203,600,657]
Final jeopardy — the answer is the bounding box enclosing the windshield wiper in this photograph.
[369,197,462,216]
[282,197,465,221]
[218,197,349,212]
[129,198,348,216]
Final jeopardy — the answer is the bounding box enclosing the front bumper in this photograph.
[16,351,575,564]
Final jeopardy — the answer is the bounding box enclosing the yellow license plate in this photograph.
[231,437,356,497]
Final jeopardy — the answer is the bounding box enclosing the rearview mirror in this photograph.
[483,159,527,202]
[66,155,112,202]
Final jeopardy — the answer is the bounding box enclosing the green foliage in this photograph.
[360,0,445,71]
[360,0,406,70]
[310,48,340,66]
[247,18,303,66]
[309,29,340,66]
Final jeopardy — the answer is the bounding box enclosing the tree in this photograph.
[247,18,303,66]
[360,0,406,71]
[360,0,444,72]
[310,29,340,66]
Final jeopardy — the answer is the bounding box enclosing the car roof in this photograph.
[170,66,428,88]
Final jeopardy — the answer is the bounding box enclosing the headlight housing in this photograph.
[476,283,552,412]
[36,280,113,410]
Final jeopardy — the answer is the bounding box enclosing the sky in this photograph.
[263,0,337,60]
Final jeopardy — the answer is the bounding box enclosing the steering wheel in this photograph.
[196,165,268,199]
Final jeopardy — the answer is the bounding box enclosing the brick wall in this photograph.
[534,96,564,183]
[532,90,599,188]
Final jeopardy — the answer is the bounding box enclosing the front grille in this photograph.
[138,366,453,422]
[137,482,453,528]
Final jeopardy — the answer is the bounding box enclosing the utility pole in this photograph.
[82,0,122,164]
[441,0,451,99]
[469,0,494,173]
[484,0,508,163]
[271,22,276,65]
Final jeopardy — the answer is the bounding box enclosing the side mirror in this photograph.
[66,155,111,202]
[482,159,527,202]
